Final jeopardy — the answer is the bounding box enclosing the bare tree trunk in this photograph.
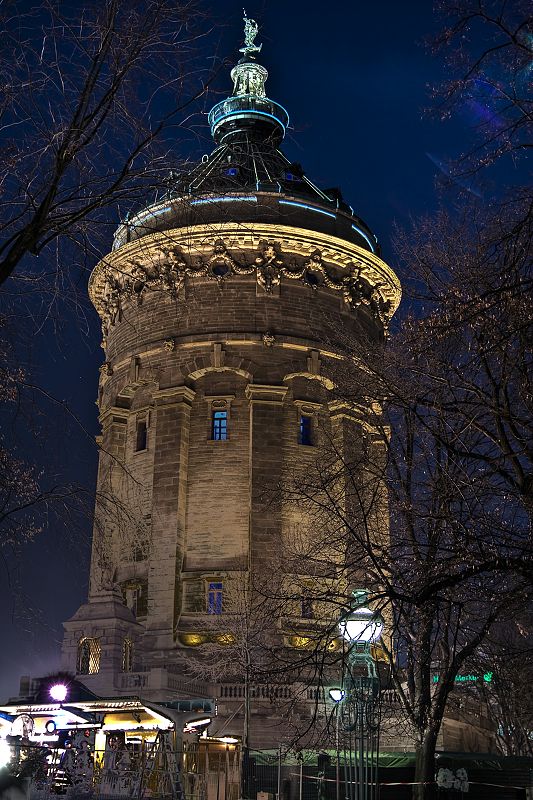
[413,727,438,800]
[244,660,250,751]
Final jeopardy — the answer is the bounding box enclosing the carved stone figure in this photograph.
[343,270,392,328]
[101,275,122,341]
[206,239,237,282]
[159,262,182,297]
[240,12,262,57]
[304,249,323,273]
[128,261,149,304]
[302,249,324,289]
[255,241,283,292]
[342,270,367,309]
[155,247,186,296]
[369,284,391,325]
[99,361,113,377]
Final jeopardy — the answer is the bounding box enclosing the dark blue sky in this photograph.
[0,0,479,700]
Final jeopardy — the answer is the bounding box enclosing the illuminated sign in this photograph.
[432,671,493,684]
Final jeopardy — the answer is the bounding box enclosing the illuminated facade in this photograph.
[61,17,400,747]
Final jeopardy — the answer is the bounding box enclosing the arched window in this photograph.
[76,637,101,675]
[122,638,134,672]
[205,396,234,441]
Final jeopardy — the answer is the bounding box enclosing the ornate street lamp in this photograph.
[338,590,384,800]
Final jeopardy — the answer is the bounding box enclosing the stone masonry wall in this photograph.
[68,219,394,717]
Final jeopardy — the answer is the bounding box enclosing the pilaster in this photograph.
[246,384,288,572]
[145,386,195,651]
[89,407,130,596]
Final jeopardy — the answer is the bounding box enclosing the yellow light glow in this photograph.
[179,633,207,647]
[216,633,236,646]
[102,721,171,732]
[94,730,107,755]
[288,635,313,649]
[370,644,389,663]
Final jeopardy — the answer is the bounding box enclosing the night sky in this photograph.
[0,0,480,700]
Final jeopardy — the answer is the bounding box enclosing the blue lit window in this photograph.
[207,582,223,614]
[299,415,313,446]
[212,410,228,440]
[224,167,239,177]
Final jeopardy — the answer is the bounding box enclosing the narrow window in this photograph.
[77,637,101,675]
[132,539,149,563]
[183,580,204,613]
[299,415,313,446]
[122,638,134,673]
[301,597,314,619]
[212,410,228,441]
[135,419,147,451]
[132,582,148,618]
[207,582,223,614]
[122,580,148,618]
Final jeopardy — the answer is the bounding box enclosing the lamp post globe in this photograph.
[337,592,384,800]
[339,606,384,646]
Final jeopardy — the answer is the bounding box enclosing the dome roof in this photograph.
[113,15,379,258]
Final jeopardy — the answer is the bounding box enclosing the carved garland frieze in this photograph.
[199,238,255,282]
[97,239,393,343]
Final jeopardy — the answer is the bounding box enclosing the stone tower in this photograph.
[62,17,400,747]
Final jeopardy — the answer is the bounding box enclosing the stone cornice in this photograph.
[98,406,130,426]
[153,386,196,407]
[245,384,289,404]
[89,223,401,346]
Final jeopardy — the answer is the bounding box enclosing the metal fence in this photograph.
[5,740,530,800]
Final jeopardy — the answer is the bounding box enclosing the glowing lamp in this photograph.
[328,688,345,703]
[184,718,211,733]
[339,605,384,644]
[49,683,68,703]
